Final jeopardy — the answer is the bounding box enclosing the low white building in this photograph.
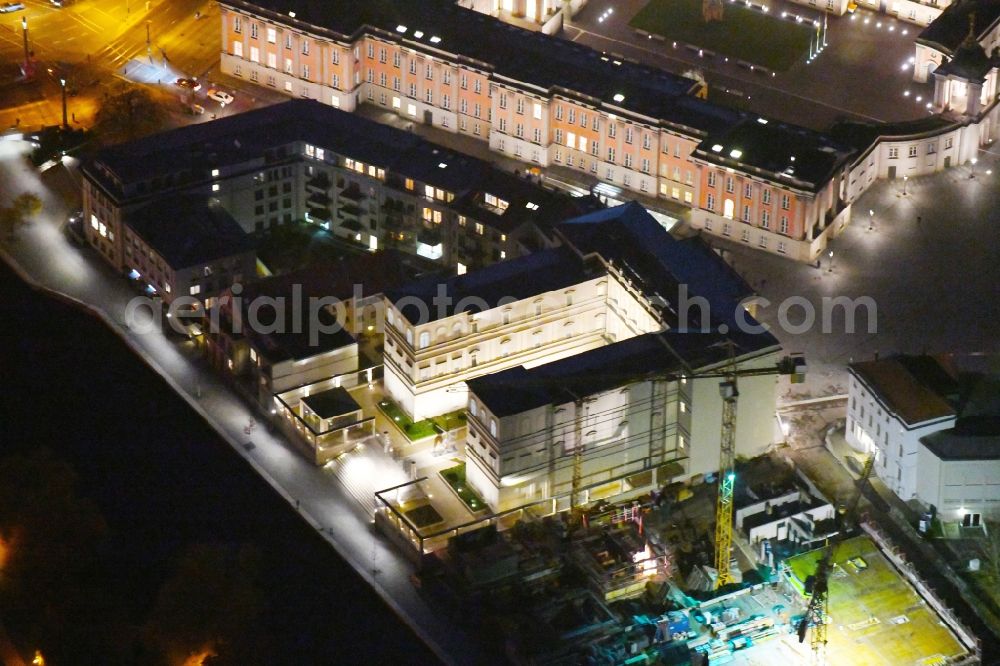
[917,420,1000,523]
[847,355,959,500]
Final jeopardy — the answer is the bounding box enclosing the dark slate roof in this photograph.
[126,195,255,269]
[850,355,959,426]
[301,386,361,419]
[920,416,1000,460]
[223,0,705,124]
[237,249,411,304]
[558,202,772,337]
[85,100,592,233]
[468,329,777,417]
[918,0,1000,53]
[935,39,996,81]
[386,245,600,324]
[691,118,854,193]
[829,116,957,155]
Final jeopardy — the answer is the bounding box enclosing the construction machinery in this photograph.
[566,343,805,592]
[797,453,876,664]
[713,354,739,588]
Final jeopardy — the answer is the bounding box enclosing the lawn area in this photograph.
[377,398,439,441]
[431,410,467,432]
[377,399,467,441]
[630,0,814,71]
[440,463,487,513]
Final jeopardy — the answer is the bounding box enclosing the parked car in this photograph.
[174,77,201,91]
[206,89,234,105]
[0,2,26,13]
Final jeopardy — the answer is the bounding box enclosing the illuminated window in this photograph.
[190,285,201,296]
[484,193,508,211]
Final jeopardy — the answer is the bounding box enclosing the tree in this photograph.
[0,449,108,659]
[93,85,168,145]
[142,543,273,665]
[0,193,42,241]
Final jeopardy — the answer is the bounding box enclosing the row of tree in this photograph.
[0,449,274,665]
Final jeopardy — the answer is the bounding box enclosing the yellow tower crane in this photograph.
[798,452,876,664]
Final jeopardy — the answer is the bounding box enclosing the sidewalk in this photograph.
[0,137,492,665]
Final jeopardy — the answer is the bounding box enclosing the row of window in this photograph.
[887,136,953,159]
[234,17,311,55]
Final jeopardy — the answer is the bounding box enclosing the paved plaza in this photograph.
[568,0,934,129]
[712,151,1000,394]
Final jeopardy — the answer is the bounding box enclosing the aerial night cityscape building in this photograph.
[1,0,999,664]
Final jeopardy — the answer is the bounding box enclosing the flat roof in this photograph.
[741,497,827,533]
[468,329,776,417]
[850,356,958,426]
[693,118,854,192]
[921,415,1000,460]
[238,249,412,304]
[301,386,361,419]
[86,100,592,232]
[829,116,957,156]
[386,245,601,324]
[126,195,254,269]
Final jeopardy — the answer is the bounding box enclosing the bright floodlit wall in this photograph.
[686,354,782,478]
[856,0,946,25]
[846,367,955,502]
[466,374,690,512]
[382,272,661,421]
[465,347,781,513]
[216,1,866,264]
[914,447,1000,521]
[264,342,360,396]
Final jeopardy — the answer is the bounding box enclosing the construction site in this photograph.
[407,452,979,665]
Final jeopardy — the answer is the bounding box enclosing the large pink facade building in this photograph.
[219,0,856,262]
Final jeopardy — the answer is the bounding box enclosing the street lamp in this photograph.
[21,16,30,78]
[60,78,68,129]
[827,250,834,273]
[867,208,875,232]
[902,175,908,196]
[970,157,978,179]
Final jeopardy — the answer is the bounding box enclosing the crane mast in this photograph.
[713,363,739,588]
[799,453,876,664]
